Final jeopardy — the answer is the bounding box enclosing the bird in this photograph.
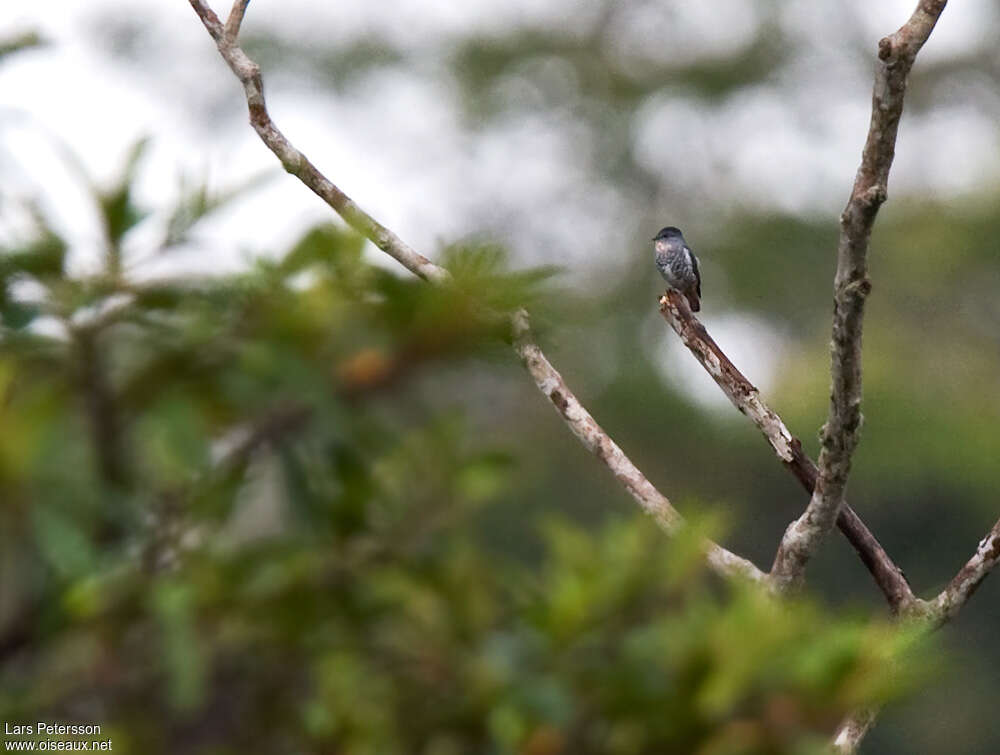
[653,226,701,312]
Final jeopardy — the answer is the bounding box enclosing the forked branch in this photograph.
[659,291,914,611]
[770,0,948,590]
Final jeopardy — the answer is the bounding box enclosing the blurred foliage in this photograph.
[0,144,929,754]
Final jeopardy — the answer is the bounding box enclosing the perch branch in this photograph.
[827,1,951,749]
[659,291,914,611]
[770,0,948,591]
[513,311,763,582]
[831,708,880,754]
[186,0,764,584]
[929,517,1000,625]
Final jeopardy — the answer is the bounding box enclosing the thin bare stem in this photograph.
[223,0,250,44]
[820,2,952,750]
[512,311,764,582]
[832,708,880,754]
[929,517,1000,625]
[187,0,449,284]
[770,0,948,591]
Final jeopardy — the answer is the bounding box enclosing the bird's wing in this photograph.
[687,246,702,297]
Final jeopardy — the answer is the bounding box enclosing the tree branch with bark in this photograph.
[930,517,1000,624]
[769,0,949,592]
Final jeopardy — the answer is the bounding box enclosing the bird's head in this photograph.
[653,226,684,242]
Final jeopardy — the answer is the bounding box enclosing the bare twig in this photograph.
[223,0,249,44]
[186,0,764,584]
[659,291,914,611]
[770,0,948,591]
[832,708,880,754]
[187,0,449,285]
[826,2,952,749]
[929,517,1000,625]
[512,311,764,582]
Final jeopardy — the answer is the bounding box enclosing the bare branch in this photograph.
[187,0,449,285]
[186,0,764,584]
[824,2,953,749]
[832,708,880,754]
[512,311,764,583]
[659,291,914,611]
[770,0,948,590]
[223,0,250,44]
[929,518,1000,625]
[187,0,224,40]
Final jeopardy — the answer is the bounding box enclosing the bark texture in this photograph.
[512,311,764,583]
[770,0,949,591]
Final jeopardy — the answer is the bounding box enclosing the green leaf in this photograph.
[456,452,513,502]
[1,230,67,279]
[151,580,206,710]
[280,224,367,279]
[0,294,40,330]
[163,168,276,248]
[441,242,559,317]
[31,504,97,579]
[97,137,151,255]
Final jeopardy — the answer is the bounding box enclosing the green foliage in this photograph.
[97,138,151,272]
[0,220,66,330]
[164,169,275,249]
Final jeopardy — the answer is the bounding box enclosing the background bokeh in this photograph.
[2,1,999,753]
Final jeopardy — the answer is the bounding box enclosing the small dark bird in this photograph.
[653,226,701,312]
